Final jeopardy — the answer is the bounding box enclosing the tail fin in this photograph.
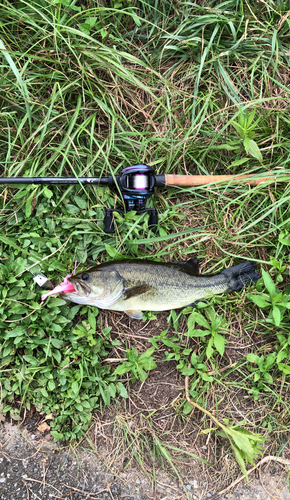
[221,261,260,292]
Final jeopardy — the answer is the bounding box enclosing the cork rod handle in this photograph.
[164,174,275,187]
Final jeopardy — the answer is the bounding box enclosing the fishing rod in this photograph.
[0,165,280,233]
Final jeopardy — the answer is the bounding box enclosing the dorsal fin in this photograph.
[173,257,199,276]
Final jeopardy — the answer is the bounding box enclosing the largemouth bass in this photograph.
[42,258,260,319]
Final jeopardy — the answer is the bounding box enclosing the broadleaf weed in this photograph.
[113,347,157,382]
[187,307,228,358]
[247,268,290,327]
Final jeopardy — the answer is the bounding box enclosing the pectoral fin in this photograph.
[125,309,143,320]
[123,284,151,300]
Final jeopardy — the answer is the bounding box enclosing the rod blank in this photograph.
[0,177,108,185]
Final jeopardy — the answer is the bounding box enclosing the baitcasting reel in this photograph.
[104,165,160,233]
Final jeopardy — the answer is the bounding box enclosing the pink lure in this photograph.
[41,275,75,301]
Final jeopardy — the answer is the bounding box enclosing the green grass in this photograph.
[1,0,290,489]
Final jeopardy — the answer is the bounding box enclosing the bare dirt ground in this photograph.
[1,412,290,500]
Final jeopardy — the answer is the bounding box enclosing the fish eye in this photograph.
[82,273,89,281]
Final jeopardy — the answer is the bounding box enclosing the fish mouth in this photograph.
[69,277,91,295]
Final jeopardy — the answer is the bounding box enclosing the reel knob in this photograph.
[104,210,114,234]
[148,209,158,233]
